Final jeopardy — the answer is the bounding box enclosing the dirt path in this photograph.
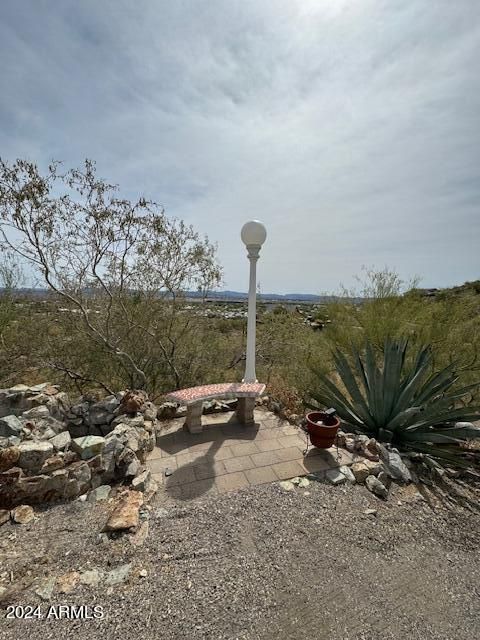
[1,479,479,640]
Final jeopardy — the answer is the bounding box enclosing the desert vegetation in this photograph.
[0,159,479,467]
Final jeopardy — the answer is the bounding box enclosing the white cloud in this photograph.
[1,0,479,292]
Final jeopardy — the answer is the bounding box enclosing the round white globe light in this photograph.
[241,220,267,247]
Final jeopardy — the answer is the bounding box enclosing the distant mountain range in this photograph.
[1,287,356,304]
[188,290,340,303]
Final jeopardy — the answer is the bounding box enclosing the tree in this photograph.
[0,158,222,393]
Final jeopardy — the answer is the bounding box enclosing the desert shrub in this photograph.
[0,158,222,394]
[307,337,480,468]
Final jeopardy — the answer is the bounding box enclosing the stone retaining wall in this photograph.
[0,385,156,508]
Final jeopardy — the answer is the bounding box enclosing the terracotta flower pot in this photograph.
[305,411,340,449]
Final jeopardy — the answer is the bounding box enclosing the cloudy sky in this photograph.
[1,0,479,294]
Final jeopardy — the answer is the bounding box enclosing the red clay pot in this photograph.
[305,411,340,449]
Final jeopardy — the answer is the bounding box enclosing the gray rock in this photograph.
[339,465,356,483]
[94,396,120,413]
[29,383,53,393]
[18,440,54,471]
[68,461,91,488]
[157,402,178,420]
[125,458,141,478]
[21,405,50,420]
[131,469,153,493]
[87,484,111,502]
[88,409,114,426]
[35,576,56,601]
[70,402,89,417]
[378,445,412,483]
[0,415,23,438]
[104,563,132,586]
[278,480,295,491]
[71,435,105,460]
[142,401,158,421]
[377,470,391,488]
[111,414,145,429]
[365,474,389,499]
[80,569,102,587]
[326,468,347,485]
[49,431,72,451]
[11,504,34,524]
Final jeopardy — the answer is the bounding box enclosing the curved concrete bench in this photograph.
[165,382,266,433]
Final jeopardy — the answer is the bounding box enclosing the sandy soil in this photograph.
[0,477,479,640]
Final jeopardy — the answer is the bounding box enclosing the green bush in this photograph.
[307,337,480,468]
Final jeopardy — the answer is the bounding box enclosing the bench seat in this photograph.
[165,382,266,433]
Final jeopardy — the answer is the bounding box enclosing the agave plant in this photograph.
[307,337,480,468]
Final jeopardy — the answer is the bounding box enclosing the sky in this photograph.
[0,0,479,294]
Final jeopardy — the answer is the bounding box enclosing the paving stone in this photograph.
[251,450,280,467]
[278,435,306,449]
[223,455,255,473]
[181,479,218,500]
[301,455,331,473]
[230,442,259,457]
[193,461,227,480]
[271,460,305,480]
[165,466,197,487]
[245,466,278,486]
[215,471,250,493]
[148,456,178,475]
[146,447,163,461]
[206,446,233,461]
[274,446,304,463]
[254,438,283,452]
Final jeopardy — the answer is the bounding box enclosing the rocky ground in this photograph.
[1,476,479,640]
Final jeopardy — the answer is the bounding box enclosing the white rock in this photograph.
[279,480,295,491]
[365,474,388,498]
[104,563,132,586]
[326,468,346,485]
[35,576,56,601]
[80,569,101,587]
[49,431,72,451]
[18,440,53,471]
[339,465,356,483]
[22,405,50,420]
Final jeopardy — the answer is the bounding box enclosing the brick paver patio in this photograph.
[147,408,356,500]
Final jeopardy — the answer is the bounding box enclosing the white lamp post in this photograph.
[241,220,267,383]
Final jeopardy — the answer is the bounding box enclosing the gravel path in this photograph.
[1,479,479,640]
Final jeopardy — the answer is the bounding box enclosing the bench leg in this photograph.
[185,402,203,433]
[236,397,255,426]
